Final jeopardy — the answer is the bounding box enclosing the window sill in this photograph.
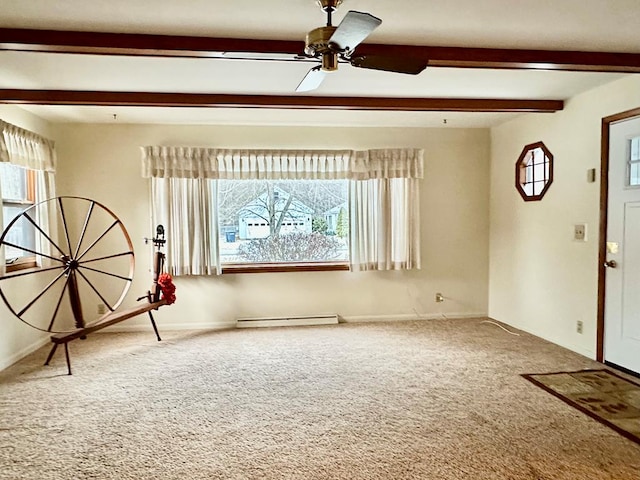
[221,262,350,274]
[6,257,37,273]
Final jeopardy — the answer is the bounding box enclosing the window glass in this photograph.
[631,137,640,161]
[2,206,35,259]
[218,179,349,264]
[0,162,28,201]
[1,163,36,262]
[630,163,640,186]
[533,181,546,195]
[629,137,640,186]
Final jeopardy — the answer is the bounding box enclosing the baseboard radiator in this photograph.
[236,314,339,328]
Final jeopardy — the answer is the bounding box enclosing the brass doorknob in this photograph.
[604,260,618,268]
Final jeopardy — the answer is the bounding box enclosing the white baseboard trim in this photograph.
[486,317,595,360]
[340,312,488,323]
[101,321,238,333]
[0,334,49,371]
[546,339,595,360]
[101,313,487,332]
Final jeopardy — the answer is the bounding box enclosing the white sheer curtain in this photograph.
[348,149,423,271]
[142,146,423,275]
[349,178,421,271]
[151,177,219,276]
[0,120,57,275]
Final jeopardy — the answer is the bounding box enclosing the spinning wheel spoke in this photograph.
[1,241,65,264]
[0,264,64,281]
[79,265,133,282]
[76,268,115,312]
[47,275,71,332]
[73,201,95,258]
[77,220,119,262]
[79,251,134,264]
[0,289,19,317]
[17,269,69,317]
[58,197,74,256]
[23,212,66,257]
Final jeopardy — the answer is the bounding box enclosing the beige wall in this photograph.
[48,124,490,333]
[489,75,640,358]
[5,69,636,370]
[0,106,56,369]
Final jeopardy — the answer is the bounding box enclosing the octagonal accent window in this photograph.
[515,141,553,201]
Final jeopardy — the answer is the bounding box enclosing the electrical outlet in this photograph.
[576,320,583,334]
[574,224,587,241]
[435,293,444,303]
[97,303,106,315]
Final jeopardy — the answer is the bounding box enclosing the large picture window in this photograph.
[143,146,423,275]
[218,179,349,265]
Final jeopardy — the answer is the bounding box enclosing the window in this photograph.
[218,179,349,265]
[628,136,640,186]
[515,141,553,201]
[144,146,423,275]
[0,120,57,275]
[0,162,36,270]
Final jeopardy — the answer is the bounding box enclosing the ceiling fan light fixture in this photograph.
[321,52,338,71]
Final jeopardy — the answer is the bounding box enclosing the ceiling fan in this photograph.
[295,0,428,92]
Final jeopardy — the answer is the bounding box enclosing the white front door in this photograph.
[604,115,640,374]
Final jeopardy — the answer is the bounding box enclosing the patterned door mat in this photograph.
[522,369,640,445]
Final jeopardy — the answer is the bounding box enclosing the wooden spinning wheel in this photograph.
[0,196,135,334]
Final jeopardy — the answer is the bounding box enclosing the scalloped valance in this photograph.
[141,147,423,180]
[0,120,56,172]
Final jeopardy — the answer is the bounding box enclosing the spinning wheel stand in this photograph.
[0,196,171,374]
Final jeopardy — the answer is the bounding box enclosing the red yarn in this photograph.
[157,273,176,305]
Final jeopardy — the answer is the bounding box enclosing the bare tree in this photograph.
[218,179,348,237]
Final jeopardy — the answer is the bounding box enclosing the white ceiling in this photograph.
[0,0,638,127]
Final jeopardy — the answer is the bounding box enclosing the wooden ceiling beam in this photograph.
[0,89,563,113]
[1,28,639,73]
[0,28,303,59]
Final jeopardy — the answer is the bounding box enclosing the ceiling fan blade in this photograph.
[220,52,311,62]
[329,11,382,51]
[295,66,327,92]
[349,55,428,75]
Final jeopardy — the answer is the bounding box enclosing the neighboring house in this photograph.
[238,187,313,239]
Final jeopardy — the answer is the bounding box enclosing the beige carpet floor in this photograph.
[1,318,640,480]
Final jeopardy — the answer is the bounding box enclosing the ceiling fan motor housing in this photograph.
[305,26,340,71]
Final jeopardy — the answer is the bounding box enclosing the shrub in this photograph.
[237,232,342,262]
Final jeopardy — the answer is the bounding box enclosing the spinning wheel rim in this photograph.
[0,196,135,333]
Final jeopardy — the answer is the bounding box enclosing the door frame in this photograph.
[597,106,640,362]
